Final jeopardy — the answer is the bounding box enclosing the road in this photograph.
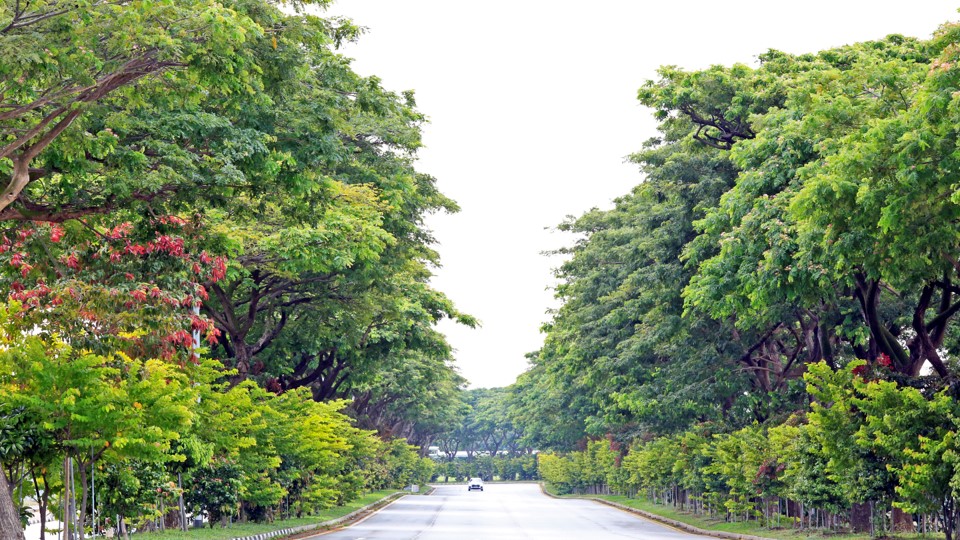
[315,483,709,539]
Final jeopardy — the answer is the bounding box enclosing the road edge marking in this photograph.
[258,492,408,540]
[303,494,406,538]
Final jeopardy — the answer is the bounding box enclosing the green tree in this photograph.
[0,0,467,535]
[187,460,243,528]
[805,362,896,519]
[0,0,329,218]
[0,325,196,536]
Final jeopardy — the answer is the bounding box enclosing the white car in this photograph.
[467,477,484,491]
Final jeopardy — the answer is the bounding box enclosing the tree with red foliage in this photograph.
[0,214,226,362]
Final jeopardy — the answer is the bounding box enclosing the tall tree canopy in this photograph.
[521,19,960,540]
[520,27,960,449]
[0,1,470,537]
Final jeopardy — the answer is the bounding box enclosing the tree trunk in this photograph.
[943,498,957,540]
[38,487,47,540]
[178,473,188,531]
[32,468,49,540]
[850,501,871,533]
[77,461,90,537]
[892,507,914,533]
[787,499,800,526]
[229,343,252,386]
[0,469,24,540]
[69,459,79,540]
[62,456,71,540]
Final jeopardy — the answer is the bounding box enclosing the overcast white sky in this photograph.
[330,1,960,389]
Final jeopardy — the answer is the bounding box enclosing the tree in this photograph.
[513,23,960,540]
[201,187,391,383]
[0,404,55,535]
[0,0,324,217]
[855,379,960,539]
[186,459,243,529]
[0,0,467,535]
[0,327,197,537]
[0,215,224,359]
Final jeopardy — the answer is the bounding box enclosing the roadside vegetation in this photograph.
[429,456,539,483]
[0,1,468,539]
[545,483,889,540]
[426,388,539,483]
[510,18,960,540]
[7,2,960,540]
[119,490,400,540]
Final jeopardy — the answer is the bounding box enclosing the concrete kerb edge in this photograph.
[228,491,407,540]
[537,483,774,540]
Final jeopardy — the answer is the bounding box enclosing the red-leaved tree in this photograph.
[0,214,226,362]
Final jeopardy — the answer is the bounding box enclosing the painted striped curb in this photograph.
[228,492,406,540]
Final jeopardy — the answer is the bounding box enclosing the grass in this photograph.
[598,495,844,540]
[542,486,933,540]
[129,490,401,540]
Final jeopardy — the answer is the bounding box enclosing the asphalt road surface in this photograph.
[315,483,709,539]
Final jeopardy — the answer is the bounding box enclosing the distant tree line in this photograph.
[432,455,539,483]
[432,388,536,460]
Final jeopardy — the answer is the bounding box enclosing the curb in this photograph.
[229,492,406,540]
[538,483,773,540]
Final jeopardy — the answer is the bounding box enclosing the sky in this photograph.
[328,1,960,389]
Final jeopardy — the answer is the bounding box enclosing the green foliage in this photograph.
[538,440,620,495]
[623,437,680,495]
[380,439,432,489]
[518,32,960,540]
[432,455,538,483]
[188,460,244,528]
[538,453,576,495]
[0,2,469,534]
[805,360,960,528]
[767,420,845,512]
[0,323,431,529]
[433,387,529,459]
[536,362,960,536]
